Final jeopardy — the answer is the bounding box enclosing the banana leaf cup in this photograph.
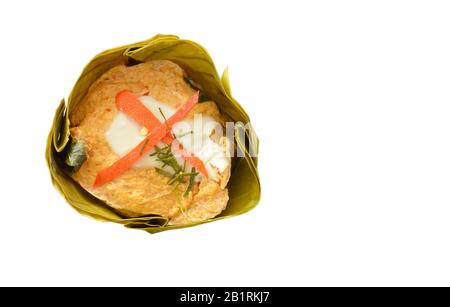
[45,34,260,233]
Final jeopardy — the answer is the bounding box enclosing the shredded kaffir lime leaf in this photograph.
[151,144,198,197]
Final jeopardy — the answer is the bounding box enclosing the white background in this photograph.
[1,0,450,286]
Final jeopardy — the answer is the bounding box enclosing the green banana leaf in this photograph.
[45,34,261,234]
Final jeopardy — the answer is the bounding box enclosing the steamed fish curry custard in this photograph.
[69,60,231,225]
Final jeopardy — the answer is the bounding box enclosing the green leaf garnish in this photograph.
[150,144,198,197]
[184,167,197,197]
[158,107,167,123]
[175,130,193,139]
[139,138,149,156]
[64,139,87,172]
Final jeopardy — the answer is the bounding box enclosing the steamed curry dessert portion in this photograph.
[68,60,231,225]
